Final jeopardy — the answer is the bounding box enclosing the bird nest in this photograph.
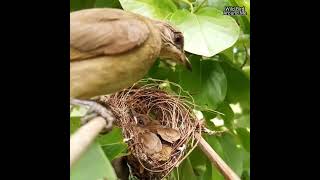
[96,79,203,179]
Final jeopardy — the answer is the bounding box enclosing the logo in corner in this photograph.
[223,6,247,16]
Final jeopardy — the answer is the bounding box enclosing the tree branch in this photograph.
[70,117,106,167]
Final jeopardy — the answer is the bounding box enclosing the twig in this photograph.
[179,0,194,13]
[194,0,208,13]
[195,133,240,180]
[70,117,107,167]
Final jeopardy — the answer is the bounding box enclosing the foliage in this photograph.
[70,140,117,180]
[70,0,250,179]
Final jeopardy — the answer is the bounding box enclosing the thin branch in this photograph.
[70,117,107,167]
[195,133,241,180]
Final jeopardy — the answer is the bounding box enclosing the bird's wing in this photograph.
[70,8,150,61]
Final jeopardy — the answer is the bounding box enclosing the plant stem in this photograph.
[180,0,194,13]
[240,43,249,69]
[194,0,208,13]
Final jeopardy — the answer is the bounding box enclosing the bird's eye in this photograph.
[174,34,184,50]
[175,36,182,44]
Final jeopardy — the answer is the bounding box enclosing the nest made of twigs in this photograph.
[97,79,203,180]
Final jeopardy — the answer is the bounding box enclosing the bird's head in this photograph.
[153,20,192,71]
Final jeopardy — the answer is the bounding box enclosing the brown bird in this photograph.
[70,8,191,130]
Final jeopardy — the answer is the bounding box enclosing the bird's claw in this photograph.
[80,112,98,125]
[70,98,115,133]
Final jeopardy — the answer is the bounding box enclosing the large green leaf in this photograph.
[178,55,227,109]
[170,7,240,57]
[202,159,225,180]
[196,0,251,34]
[220,61,250,108]
[71,142,117,180]
[217,133,245,176]
[236,127,250,152]
[148,55,227,110]
[189,147,207,177]
[205,133,249,178]
[177,157,198,180]
[119,0,177,20]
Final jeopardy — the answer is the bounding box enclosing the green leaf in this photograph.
[240,146,250,178]
[70,117,81,134]
[202,110,217,121]
[234,111,250,129]
[204,134,225,160]
[147,59,180,83]
[201,110,220,131]
[71,142,117,180]
[170,7,240,57]
[189,147,207,177]
[241,170,250,180]
[178,55,227,109]
[177,157,197,180]
[98,127,124,145]
[203,135,225,180]
[233,0,250,21]
[70,105,88,117]
[216,102,234,129]
[221,34,250,68]
[70,0,96,11]
[207,0,230,11]
[201,153,225,180]
[243,65,250,79]
[205,133,248,177]
[228,0,250,33]
[119,0,177,20]
[95,0,121,8]
[217,133,244,176]
[101,143,128,161]
[236,128,250,152]
[220,61,250,108]
[98,127,128,160]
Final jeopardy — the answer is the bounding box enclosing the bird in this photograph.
[70,8,191,131]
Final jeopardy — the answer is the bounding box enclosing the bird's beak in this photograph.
[181,53,192,71]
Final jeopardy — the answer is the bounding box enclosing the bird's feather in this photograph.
[70,8,150,61]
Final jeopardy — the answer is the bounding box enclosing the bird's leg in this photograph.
[70,98,115,133]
